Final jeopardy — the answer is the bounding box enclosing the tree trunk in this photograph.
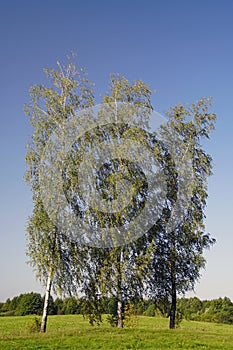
[117,299,123,328]
[116,249,123,328]
[169,262,176,329]
[40,272,52,333]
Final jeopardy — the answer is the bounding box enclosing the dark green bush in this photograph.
[144,303,155,317]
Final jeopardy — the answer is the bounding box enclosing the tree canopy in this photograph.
[25,57,216,330]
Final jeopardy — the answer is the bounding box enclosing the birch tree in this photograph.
[145,98,216,329]
[89,74,155,328]
[25,58,216,332]
[25,57,94,332]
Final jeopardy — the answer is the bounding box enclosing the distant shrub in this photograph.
[144,303,155,317]
[175,308,184,327]
[15,293,43,316]
[61,297,80,315]
[27,317,41,333]
[124,303,138,328]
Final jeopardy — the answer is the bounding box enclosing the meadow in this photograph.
[0,315,233,349]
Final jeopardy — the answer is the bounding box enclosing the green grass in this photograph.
[0,315,233,349]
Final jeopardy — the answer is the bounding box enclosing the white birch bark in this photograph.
[40,272,52,333]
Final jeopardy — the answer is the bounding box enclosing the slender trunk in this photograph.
[116,249,123,328]
[169,257,176,329]
[40,272,52,333]
[170,279,176,329]
[117,299,123,328]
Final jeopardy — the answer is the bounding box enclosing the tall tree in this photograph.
[62,73,156,327]
[25,57,94,332]
[92,74,155,327]
[145,98,216,328]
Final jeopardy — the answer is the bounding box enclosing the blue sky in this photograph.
[0,0,233,301]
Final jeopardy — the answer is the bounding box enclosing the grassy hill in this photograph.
[0,315,233,349]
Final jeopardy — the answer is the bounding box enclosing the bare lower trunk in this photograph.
[40,273,52,333]
[117,299,123,328]
[117,249,123,328]
[169,261,176,329]
[169,286,176,328]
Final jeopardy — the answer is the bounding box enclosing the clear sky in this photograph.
[0,0,232,302]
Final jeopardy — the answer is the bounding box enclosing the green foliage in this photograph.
[44,294,57,315]
[27,317,41,333]
[177,297,233,325]
[81,298,103,326]
[15,293,43,316]
[144,303,156,317]
[53,298,64,315]
[123,303,138,328]
[93,74,155,328]
[143,299,172,318]
[106,297,118,315]
[178,297,204,320]
[105,297,118,327]
[3,293,233,325]
[175,308,184,327]
[61,297,80,315]
[25,56,95,294]
[2,293,43,316]
[145,98,216,328]
[0,293,59,317]
[24,56,216,331]
[106,314,118,327]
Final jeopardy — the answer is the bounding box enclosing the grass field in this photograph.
[0,315,233,349]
